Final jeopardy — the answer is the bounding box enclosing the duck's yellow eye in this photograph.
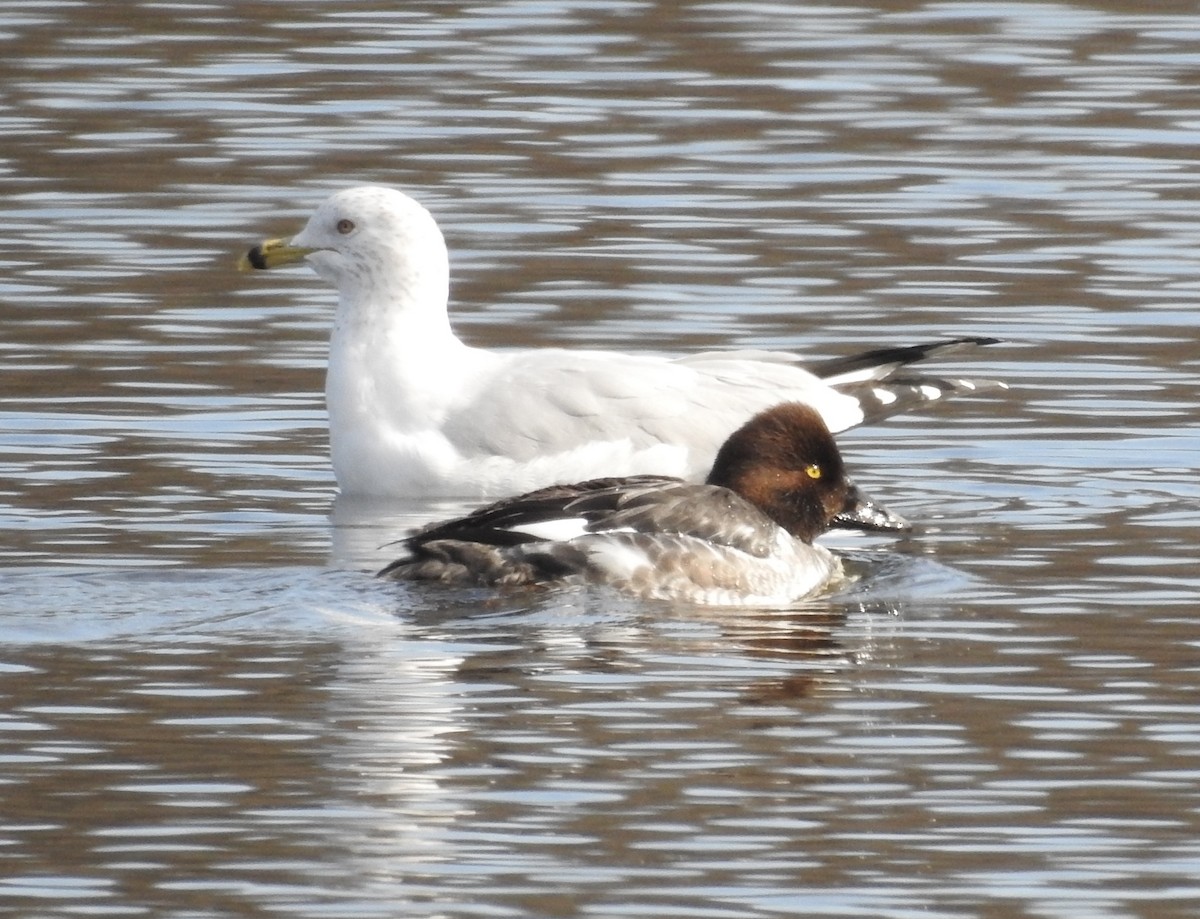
[804,463,822,480]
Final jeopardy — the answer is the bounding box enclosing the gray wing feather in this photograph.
[571,482,782,558]
[441,348,857,472]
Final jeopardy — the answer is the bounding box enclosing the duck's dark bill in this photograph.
[833,484,911,533]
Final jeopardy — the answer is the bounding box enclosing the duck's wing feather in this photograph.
[380,481,790,588]
[403,475,680,549]
[379,475,676,583]
[568,481,783,558]
[395,477,780,561]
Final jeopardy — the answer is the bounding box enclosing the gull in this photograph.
[239,186,1002,498]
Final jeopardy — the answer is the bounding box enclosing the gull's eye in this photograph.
[804,463,822,480]
[336,218,355,235]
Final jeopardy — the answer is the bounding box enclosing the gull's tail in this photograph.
[813,336,1008,425]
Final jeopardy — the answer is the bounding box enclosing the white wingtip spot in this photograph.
[918,384,943,400]
[872,387,898,405]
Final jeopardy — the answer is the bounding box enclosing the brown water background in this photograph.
[2,2,1199,917]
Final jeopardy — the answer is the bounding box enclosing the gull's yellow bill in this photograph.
[237,238,316,272]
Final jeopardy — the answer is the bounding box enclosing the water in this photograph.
[2,1,1199,916]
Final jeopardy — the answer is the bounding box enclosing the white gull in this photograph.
[239,185,1002,498]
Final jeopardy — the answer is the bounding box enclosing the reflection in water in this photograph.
[0,568,910,910]
[2,1,1200,916]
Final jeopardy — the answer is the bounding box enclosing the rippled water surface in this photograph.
[2,2,1199,916]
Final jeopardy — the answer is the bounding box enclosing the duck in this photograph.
[239,185,1003,499]
[378,402,905,606]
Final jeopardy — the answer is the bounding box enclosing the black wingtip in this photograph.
[811,336,1003,381]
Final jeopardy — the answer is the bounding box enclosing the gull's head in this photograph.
[239,186,449,309]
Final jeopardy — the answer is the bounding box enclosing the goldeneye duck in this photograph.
[240,185,1005,499]
[378,402,906,606]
